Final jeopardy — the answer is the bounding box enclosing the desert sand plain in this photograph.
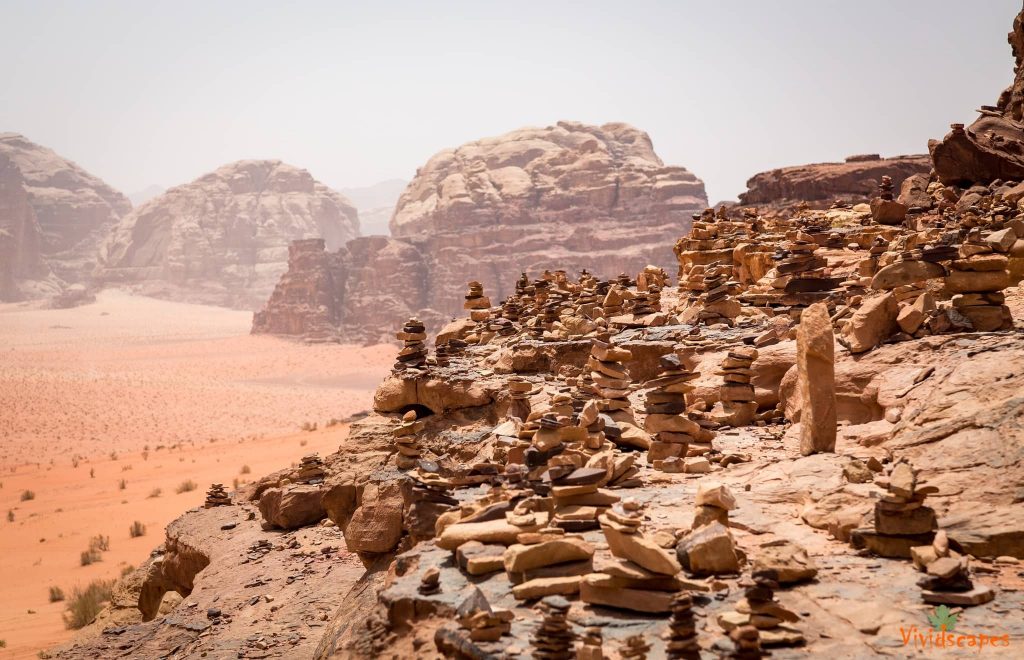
[0,291,393,658]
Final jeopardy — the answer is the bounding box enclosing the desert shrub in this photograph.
[48,586,65,602]
[120,565,134,577]
[175,480,197,494]
[118,479,126,490]
[7,509,13,522]
[129,521,146,538]
[79,549,101,566]
[21,490,35,501]
[89,535,110,552]
[147,488,161,499]
[62,579,115,629]
[239,464,251,474]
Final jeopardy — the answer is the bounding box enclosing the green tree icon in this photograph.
[927,605,958,632]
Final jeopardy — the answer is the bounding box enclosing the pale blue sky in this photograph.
[0,0,1019,202]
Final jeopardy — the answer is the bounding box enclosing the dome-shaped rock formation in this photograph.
[97,160,359,309]
[0,152,56,301]
[0,133,130,287]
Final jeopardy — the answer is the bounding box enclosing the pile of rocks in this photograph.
[852,460,938,558]
[457,591,513,642]
[393,410,426,470]
[677,482,741,575]
[577,627,605,660]
[717,575,803,648]
[619,634,652,659]
[530,596,575,659]
[912,531,994,606]
[946,227,1014,331]
[464,280,491,321]
[204,483,231,508]
[587,339,649,450]
[394,318,427,371]
[580,500,689,613]
[643,353,706,471]
[294,453,326,484]
[870,175,909,225]
[663,591,701,658]
[715,346,758,426]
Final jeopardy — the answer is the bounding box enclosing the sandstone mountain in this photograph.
[0,152,56,300]
[0,133,131,288]
[254,121,707,342]
[738,153,931,207]
[97,160,360,309]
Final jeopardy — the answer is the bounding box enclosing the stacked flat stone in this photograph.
[852,459,938,558]
[434,342,452,367]
[717,575,802,648]
[530,596,574,660]
[911,530,994,606]
[576,627,604,660]
[456,590,513,642]
[581,500,686,614]
[602,285,625,317]
[295,453,326,484]
[677,482,741,575]
[767,232,841,314]
[664,592,700,659]
[576,398,607,452]
[418,566,441,595]
[946,227,1014,331]
[644,353,704,470]
[717,347,758,426]
[204,483,231,508]
[393,410,426,470]
[587,339,632,417]
[620,634,652,659]
[395,318,427,371]
[871,175,908,225]
[464,280,491,322]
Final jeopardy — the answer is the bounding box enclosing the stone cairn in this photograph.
[418,566,441,595]
[728,625,762,659]
[946,227,1014,331]
[911,530,994,606]
[456,588,513,642]
[295,453,326,484]
[852,459,937,558]
[530,595,574,659]
[664,591,700,659]
[619,634,652,659]
[643,353,707,473]
[870,175,908,225]
[602,284,625,318]
[393,410,426,470]
[576,627,604,660]
[204,483,231,508]
[587,338,640,449]
[464,280,491,319]
[718,574,802,648]
[394,318,427,371]
[677,482,741,576]
[716,346,758,426]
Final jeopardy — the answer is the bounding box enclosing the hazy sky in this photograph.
[1,1,1019,203]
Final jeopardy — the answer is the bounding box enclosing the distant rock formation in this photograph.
[930,6,1024,185]
[253,121,707,342]
[738,154,931,207]
[97,160,359,309]
[0,133,130,287]
[0,153,55,300]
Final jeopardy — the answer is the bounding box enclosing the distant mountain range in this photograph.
[339,179,407,236]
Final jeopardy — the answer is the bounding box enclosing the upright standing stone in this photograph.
[796,302,836,455]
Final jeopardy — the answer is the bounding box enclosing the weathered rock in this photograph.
[841,293,898,354]
[796,302,836,455]
[344,481,405,555]
[0,152,52,300]
[751,541,819,585]
[676,522,740,575]
[257,485,326,530]
[738,154,931,206]
[503,538,594,573]
[871,260,946,290]
[98,160,358,309]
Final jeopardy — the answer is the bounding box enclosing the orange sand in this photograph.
[0,291,393,658]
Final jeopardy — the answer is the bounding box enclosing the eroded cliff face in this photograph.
[737,154,932,207]
[253,121,707,341]
[929,6,1024,185]
[0,133,130,290]
[0,152,53,300]
[97,160,359,309]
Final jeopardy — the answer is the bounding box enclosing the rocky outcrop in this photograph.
[0,152,53,300]
[930,7,1024,185]
[253,121,706,341]
[738,154,931,206]
[97,160,359,309]
[0,133,130,290]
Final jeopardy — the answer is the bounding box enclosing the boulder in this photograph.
[676,522,741,575]
[751,541,819,585]
[258,485,326,530]
[344,481,405,555]
[841,293,898,354]
[796,302,837,455]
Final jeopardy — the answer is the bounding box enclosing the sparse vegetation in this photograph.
[300,421,317,432]
[147,488,162,499]
[299,439,308,447]
[239,464,251,474]
[120,565,134,577]
[118,479,126,490]
[89,468,95,478]
[49,586,65,602]
[80,549,101,566]
[7,509,13,522]
[90,534,110,552]
[232,477,240,490]
[175,480,197,494]
[63,579,116,629]
[0,639,5,648]
[129,521,146,538]
[21,489,35,501]
[72,457,80,468]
